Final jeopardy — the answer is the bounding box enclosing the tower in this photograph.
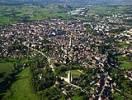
[68,71,72,83]
[69,34,72,48]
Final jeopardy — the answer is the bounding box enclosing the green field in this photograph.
[0,5,67,25]
[3,67,39,100]
[118,56,132,70]
[66,70,82,78]
[0,58,30,83]
[0,62,14,83]
[0,62,14,74]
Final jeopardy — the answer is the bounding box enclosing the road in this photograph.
[25,45,55,71]
[24,45,88,93]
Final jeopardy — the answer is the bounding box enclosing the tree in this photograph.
[41,87,62,100]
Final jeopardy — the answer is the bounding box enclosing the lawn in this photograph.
[3,67,39,100]
[66,70,82,78]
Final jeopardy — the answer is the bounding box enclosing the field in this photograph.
[87,5,128,16]
[3,67,39,100]
[0,5,131,25]
[0,62,14,75]
[0,5,67,25]
[0,62,14,83]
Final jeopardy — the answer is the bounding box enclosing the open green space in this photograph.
[0,62,14,74]
[3,67,39,100]
[120,61,132,70]
[0,62,14,83]
[118,56,132,70]
[0,5,68,25]
[71,70,82,77]
[112,92,125,100]
[0,57,30,83]
[66,70,82,78]
[116,41,130,48]
[72,95,84,100]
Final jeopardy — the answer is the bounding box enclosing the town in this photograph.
[0,3,132,100]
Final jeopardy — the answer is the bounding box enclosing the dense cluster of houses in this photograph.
[0,18,131,99]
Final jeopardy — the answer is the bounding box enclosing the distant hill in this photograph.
[66,0,132,5]
[0,0,132,6]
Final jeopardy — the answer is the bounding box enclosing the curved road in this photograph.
[24,45,88,93]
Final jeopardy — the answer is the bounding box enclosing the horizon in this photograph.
[0,0,132,6]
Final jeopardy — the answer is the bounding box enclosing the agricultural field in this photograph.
[0,5,68,25]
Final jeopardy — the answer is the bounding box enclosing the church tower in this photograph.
[68,71,73,83]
